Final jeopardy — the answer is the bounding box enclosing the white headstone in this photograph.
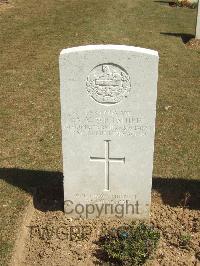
[59,45,159,219]
[196,0,200,39]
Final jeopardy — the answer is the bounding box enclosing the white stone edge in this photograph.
[59,45,158,57]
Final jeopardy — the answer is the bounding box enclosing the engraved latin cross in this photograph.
[90,140,125,191]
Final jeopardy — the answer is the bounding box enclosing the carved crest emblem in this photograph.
[86,64,131,104]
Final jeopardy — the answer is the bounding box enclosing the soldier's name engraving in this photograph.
[64,110,152,136]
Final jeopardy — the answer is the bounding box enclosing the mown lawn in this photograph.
[0,0,199,264]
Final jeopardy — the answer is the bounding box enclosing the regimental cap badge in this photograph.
[86,63,131,105]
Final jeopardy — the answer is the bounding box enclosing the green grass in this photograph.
[0,0,199,264]
[0,179,29,266]
[179,232,192,248]
[0,241,13,266]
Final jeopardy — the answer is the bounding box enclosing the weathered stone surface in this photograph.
[59,45,159,219]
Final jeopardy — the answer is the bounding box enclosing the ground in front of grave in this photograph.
[13,182,200,266]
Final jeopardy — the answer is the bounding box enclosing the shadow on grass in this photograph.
[154,1,172,4]
[154,0,170,2]
[0,168,63,212]
[0,168,199,212]
[152,176,200,210]
[154,1,179,7]
[160,32,194,43]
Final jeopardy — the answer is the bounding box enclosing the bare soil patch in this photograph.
[168,0,197,8]
[9,198,35,266]
[16,185,200,266]
[186,38,200,50]
[0,0,13,12]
